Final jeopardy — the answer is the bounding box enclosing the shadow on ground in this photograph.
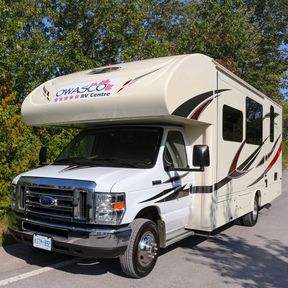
[3,170,287,281]
[182,233,288,288]
[4,222,288,285]
[3,240,127,277]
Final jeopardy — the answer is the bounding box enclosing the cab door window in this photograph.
[164,131,188,168]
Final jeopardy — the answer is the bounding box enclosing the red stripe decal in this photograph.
[228,141,245,175]
[267,143,282,171]
[191,99,213,120]
[247,142,282,187]
[117,79,132,93]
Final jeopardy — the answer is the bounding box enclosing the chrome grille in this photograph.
[25,187,74,220]
[16,177,96,223]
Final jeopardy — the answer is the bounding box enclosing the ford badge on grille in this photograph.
[39,196,57,207]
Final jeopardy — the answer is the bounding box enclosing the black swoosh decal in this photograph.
[163,172,189,184]
[133,68,161,83]
[139,186,180,203]
[59,165,94,172]
[267,135,281,158]
[117,68,161,93]
[43,86,50,101]
[192,186,213,193]
[256,135,281,167]
[248,142,282,187]
[156,185,188,202]
[214,177,231,190]
[190,98,214,120]
[236,137,268,172]
[172,89,230,117]
[263,112,280,120]
[228,141,246,177]
[256,157,265,167]
[215,138,266,190]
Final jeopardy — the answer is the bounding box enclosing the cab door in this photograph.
[161,129,193,234]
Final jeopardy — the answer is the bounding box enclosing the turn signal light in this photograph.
[113,202,126,210]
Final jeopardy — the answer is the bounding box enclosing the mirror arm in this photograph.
[39,146,47,166]
[167,167,205,172]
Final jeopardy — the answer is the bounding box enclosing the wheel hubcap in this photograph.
[138,231,158,267]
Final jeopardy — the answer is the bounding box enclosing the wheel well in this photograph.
[135,206,166,248]
[135,206,161,223]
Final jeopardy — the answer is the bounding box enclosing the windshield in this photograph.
[55,127,163,168]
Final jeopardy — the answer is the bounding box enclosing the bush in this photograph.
[0,89,77,216]
[0,91,41,214]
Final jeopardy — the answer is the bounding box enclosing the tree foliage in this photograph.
[0,0,287,214]
[0,84,40,215]
[1,0,287,98]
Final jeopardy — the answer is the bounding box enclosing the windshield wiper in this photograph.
[91,157,139,168]
[53,158,92,166]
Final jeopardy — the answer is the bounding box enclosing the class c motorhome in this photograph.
[10,54,282,278]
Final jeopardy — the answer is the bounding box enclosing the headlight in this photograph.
[12,184,17,209]
[95,193,126,225]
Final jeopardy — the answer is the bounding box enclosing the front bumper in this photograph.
[9,215,131,258]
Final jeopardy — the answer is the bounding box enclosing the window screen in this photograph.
[246,97,263,145]
[223,105,243,142]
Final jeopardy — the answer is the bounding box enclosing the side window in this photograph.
[223,105,243,142]
[246,97,263,145]
[270,106,274,142]
[164,131,188,168]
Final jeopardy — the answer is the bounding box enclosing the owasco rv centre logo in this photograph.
[53,79,118,102]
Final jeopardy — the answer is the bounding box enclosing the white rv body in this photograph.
[11,54,282,277]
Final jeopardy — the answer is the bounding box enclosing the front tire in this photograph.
[120,218,159,278]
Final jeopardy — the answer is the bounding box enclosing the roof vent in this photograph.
[87,66,121,75]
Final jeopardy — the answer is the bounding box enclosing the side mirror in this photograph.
[39,146,47,165]
[193,145,210,169]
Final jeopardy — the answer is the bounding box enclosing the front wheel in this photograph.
[120,218,159,278]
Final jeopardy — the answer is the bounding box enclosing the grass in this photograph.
[0,214,14,246]
[0,216,8,245]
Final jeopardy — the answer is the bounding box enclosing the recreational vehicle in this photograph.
[10,54,282,278]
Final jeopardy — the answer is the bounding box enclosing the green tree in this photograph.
[242,0,288,101]
[177,0,261,73]
[2,0,287,101]
[0,85,41,216]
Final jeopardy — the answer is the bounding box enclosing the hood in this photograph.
[13,164,147,192]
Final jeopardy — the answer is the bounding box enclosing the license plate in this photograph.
[33,234,52,251]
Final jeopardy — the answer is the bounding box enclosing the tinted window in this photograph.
[55,127,163,168]
[270,106,274,142]
[223,105,243,142]
[164,131,188,168]
[246,97,263,145]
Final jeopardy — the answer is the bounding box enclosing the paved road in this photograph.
[0,171,287,288]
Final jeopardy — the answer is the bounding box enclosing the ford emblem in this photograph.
[39,196,57,207]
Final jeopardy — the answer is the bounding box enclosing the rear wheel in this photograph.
[241,194,259,226]
[120,218,159,278]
